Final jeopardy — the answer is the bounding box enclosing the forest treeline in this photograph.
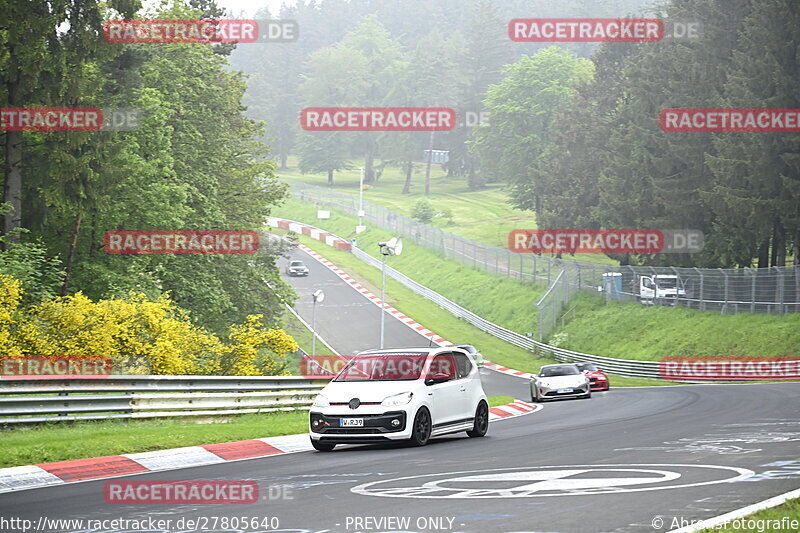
[1,0,295,362]
[233,0,798,268]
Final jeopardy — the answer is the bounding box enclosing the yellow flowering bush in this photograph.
[0,275,297,376]
[222,315,297,376]
[0,274,23,355]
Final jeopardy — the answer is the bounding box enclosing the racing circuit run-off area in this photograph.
[1,0,799,533]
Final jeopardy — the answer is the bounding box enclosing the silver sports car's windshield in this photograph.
[539,365,580,377]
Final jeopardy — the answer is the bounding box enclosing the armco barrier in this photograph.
[289,182,800,317]
[271,217,800,383]
[0,375,327,424]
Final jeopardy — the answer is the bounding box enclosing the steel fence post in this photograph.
[719,268,728,314]
[776,266,785,315]
[696,268,704,311]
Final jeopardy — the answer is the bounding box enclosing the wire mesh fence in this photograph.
[289,182,800,341]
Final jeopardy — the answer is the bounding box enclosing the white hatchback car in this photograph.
[309,347,489,451]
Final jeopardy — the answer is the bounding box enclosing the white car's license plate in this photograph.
[557,388,573,393]
[341,418,364,427]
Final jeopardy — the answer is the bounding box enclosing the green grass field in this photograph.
[699,498,800,532]
[0,411,308,468]
[0,395,519,467]
[556,292,800,360]
[272,200,800,366]
[277,157,619,266]
[271,221,675,389]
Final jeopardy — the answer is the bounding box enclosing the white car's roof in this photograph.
[357,347,466,356]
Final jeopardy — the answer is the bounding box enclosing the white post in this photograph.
[311,299,317,356]
[380,253,387,349]
[359,167,364,227]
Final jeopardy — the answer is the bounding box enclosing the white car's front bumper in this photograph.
[309,406,413,444]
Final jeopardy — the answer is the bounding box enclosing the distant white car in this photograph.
[450,344,485,368]
[530,364,591,402]
[285,260,309,276]
[309,347,489,451]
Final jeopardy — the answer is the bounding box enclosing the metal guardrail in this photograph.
[290,182,800,318]
[347,233,796,383]
[0,376,328,424]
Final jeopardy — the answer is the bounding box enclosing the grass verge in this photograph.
[555,292,800,360]
[278,158,618,265]
[488,396,515,407]
[3,396,527,467]
[0,411,308,469]
[273,225,677,388]
[274,200,800,364]
[699,497,799,532]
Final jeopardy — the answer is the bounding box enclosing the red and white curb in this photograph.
[489,400,541,420]
[269,216,449,346]
[0,400,538,494]
[483,361,534,379]
[268,217,352,251]
[296,242,451,346]
[0,433,311,494]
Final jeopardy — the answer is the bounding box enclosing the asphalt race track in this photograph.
[1,247,798,533]
[1,382,798,532]
[278,248,430,355]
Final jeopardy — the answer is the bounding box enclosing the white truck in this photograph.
[637,274,686,305]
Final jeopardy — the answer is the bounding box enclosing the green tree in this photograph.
[706,0,799,267]
[473,47,594,210]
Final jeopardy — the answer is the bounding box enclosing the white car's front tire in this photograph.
[409,407,431,447]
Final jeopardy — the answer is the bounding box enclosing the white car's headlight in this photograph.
[381,392,413,407]
[312,394,330,407]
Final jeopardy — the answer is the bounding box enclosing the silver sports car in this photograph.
[530,364,591,402]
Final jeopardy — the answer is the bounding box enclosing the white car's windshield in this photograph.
[334,352,428,381]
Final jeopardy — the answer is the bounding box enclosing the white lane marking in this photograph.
[422,468,680,494]
[351,464,755,499]
[123,446,225,471]
[670,485,800,533]
[0,466,64,494]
